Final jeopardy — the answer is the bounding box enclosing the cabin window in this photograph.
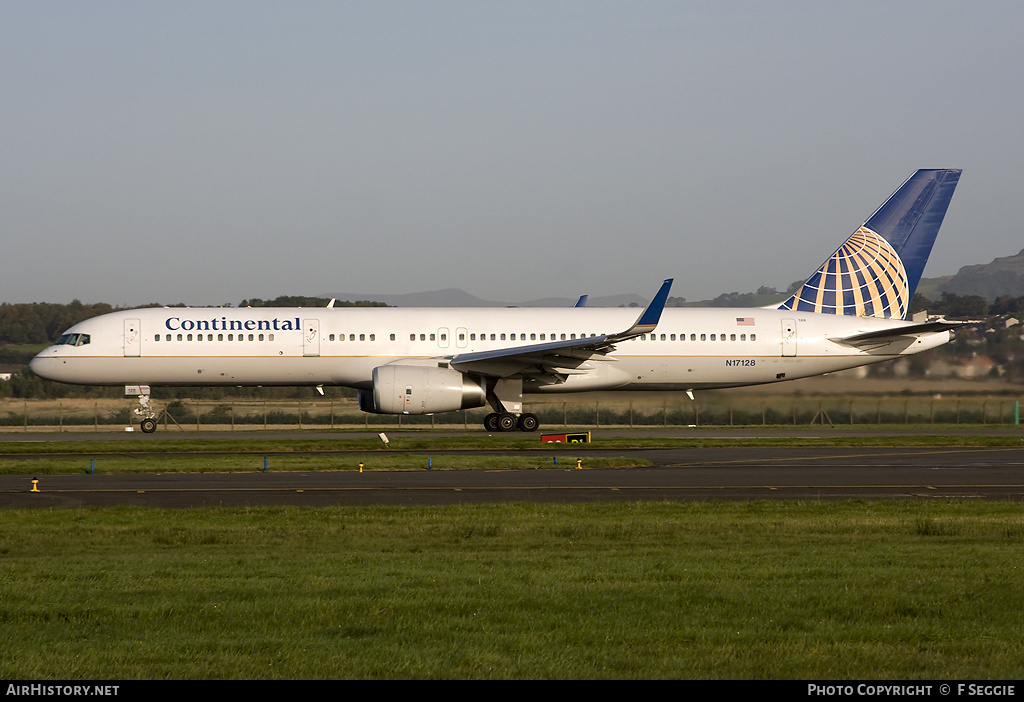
[359,334,365,341]
[429,333,436,341]
[751,334,757,341]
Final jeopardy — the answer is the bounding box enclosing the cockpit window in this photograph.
[55,333,90,347]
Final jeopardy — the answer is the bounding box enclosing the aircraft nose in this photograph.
[29,353,57,380]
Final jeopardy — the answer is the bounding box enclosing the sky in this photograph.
[2,1,1022,307]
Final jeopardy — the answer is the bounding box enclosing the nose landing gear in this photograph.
[133,395,159,433]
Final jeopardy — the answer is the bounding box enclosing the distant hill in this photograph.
[324,246,1024,310]
[321,289,647,308]
[932,248,1024,300]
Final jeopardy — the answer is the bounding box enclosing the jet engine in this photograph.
[359,365,487,415]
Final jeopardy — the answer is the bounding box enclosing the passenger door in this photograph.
[781,319,797,357]
[124,319,141,357]
[303,319,320,357]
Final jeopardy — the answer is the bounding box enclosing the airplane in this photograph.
[31,169,964,434]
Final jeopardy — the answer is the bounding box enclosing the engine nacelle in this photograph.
[361,365,487,415]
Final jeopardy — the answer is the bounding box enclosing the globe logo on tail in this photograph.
[779,227,910,319]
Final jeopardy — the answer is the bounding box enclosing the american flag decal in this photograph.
[736,317,755,326]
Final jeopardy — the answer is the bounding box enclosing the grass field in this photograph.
[3,432,1024,476]
[3,378,1023,430]
[4,389,1023,680]
[2,500,1023,679]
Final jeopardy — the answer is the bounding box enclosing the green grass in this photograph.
[0,453,645,475]
[2,431,1024,455]
[1,500,1023,679]
[3,431,1024,475]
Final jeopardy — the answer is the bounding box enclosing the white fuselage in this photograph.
[29,305,951,393]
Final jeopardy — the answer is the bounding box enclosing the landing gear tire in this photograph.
[140,418,157,434]
[483,413,500,432]
[517,413,539,432]
[497,413,518,432]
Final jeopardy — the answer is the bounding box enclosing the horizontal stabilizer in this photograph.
[831,319,973,347]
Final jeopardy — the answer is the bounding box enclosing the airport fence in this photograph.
[1,395,1023,431]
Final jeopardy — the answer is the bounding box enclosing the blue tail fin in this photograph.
[778,169,961,319]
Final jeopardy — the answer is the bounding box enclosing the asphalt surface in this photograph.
[2,428,1024,507]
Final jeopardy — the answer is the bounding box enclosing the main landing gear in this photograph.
[483,412,539,432]
[481,378,538,432]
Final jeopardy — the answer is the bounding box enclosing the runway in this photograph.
[3,431,1024,506]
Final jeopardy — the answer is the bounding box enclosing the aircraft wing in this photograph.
[830,319,975,348]
[448,279,673,378]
